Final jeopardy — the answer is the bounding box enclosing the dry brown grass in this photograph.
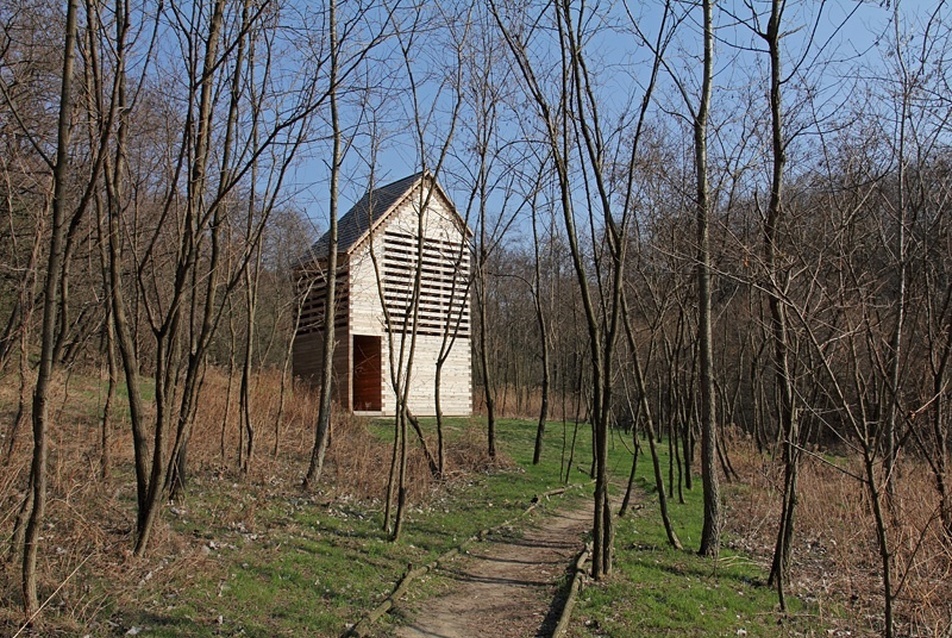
[724,430,952,637]
[472,385,586,422]
[0,366,492,634]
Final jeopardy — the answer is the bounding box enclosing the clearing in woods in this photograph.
[393,497,594,638]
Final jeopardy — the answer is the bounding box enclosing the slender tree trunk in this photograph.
[432,247,470,479]
[103,26,150,553]
[240,259,257,474]
[7,489,32,564]
[695,0,719,558]
[884,5,910,503]
[304,0,340,490]
[618,424,640,517]
[383,407,400,533]
[434,362,446,476]
[389,173,437,538]
[391,408,410,541]
[531,204,551,465]
[623,297,682,549]
[222,307,238,463]
[476,248,497,459]
[239,117,263,474]
[94,158,117,481]
[100,302,117,480]
[760,0,800,593]
[5,233,40,463]
[8,323,29,462]
[492,0,665,579]
[864,451,895,638]
[170,0,250,499]
[277,278,313,458]
[22,0,78,616]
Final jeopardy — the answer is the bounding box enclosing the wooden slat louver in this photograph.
[382,230,470,338]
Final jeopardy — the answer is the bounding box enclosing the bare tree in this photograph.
[97,0,331,552]
[454,4,527,460]
[759,0,800,597]
[529,186,552,465]
[384,6,468,539]
[730,0,865,601]
[20,0,78,617]
[694,0,720,558]
[303,0,342,490]
[491,0,669,579]
[621,294,683,549]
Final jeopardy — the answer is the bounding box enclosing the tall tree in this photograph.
[21,0,78,617]
[761,0,799,597]
[492,0,667,579]
[101,0,329,551]
[303,0,341,490]
[529,185,552,465]
[694,0,720,558]
[652,0,720,556]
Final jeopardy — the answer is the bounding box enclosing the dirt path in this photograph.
[393,498,594,638]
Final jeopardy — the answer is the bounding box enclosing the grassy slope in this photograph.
[17,409,832,637]
[117,417,595,637]
[568,428,830,638]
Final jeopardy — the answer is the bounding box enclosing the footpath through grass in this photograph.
[100,417,828,637]
[115,417,592,637]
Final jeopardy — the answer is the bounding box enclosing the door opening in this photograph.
[352,335,382,412]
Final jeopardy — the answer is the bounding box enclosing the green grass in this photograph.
[566,429,828,638]
[112,417,595,637]
[100,418,832,637]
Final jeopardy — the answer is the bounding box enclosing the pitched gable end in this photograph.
[302,172,424,262]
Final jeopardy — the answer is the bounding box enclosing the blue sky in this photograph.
[288,0,941,246]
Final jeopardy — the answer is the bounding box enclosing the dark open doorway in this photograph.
[352,335,382,412]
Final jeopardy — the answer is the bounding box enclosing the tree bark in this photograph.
[696,0,720,558]
[22,0,78,615]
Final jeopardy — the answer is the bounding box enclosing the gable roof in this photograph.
[299,172,471,267]
[297,171,473,265]
[306,172,423,260]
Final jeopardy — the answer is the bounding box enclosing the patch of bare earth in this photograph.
[393,498,594,638]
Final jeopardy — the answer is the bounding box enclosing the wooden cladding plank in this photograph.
[297,267,350,335]
[380,228,471,339]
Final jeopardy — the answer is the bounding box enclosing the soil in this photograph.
[392,498,594,638]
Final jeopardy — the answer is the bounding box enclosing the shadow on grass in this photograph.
[116,610,210,637]
[624,546,768,588]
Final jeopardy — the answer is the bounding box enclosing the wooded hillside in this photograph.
[1,1,951,635]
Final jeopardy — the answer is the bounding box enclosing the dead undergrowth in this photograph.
[2,369,950,635]
[0,367,495,635]
[723,431,952,636]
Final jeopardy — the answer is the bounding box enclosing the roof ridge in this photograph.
[300,172,426,263]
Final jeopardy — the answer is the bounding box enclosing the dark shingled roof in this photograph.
[303,172,425,262]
